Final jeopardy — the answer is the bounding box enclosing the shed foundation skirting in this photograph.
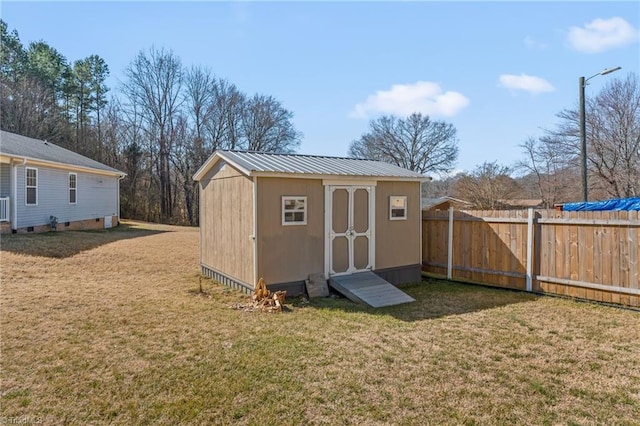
[12,216,118,233]
[201,264,254,295]
[374,264,422,287]
[266,280,307,297]
[200,264,309,297]
[202,263,422,297]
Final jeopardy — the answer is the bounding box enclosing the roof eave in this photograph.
[193,151,253,181]
[249,170,427,181]
[0,153,126,177]
[193,150,429,182]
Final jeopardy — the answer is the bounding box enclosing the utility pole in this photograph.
[578,66,621,202]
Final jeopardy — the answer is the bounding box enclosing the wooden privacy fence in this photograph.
[422,208,640,308]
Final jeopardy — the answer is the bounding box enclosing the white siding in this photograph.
[0,163,9,197]
[15,164,119,228]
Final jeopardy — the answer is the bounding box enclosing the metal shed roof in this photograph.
[194,150,427,181]
[0,130,124,175]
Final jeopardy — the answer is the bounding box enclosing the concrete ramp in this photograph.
[329,271,415,308]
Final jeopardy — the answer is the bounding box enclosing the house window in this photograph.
[69,173,77,204]
[389,196,407,220]
[26,167,37,205]
[282,196,307,225]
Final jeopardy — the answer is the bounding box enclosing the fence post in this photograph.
[526,208,534,292]
[447,206,454,280]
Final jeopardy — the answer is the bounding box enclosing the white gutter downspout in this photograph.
[12,158,27,231]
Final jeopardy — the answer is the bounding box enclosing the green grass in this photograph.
[1,221,639,425]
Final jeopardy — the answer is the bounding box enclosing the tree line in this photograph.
[2,19,638,219]
[1,21,300,224]
[351,74,639,209]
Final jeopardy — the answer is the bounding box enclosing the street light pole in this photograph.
[578,66,621,202]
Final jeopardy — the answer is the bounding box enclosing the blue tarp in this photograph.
[562,197,640,211]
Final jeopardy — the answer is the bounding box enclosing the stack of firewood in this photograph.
[230,278,287,313]
[252,278,286,313]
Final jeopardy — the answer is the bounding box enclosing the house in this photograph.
[0,130,125,233]
[421,196,472,212]
[193,150,427,296]
[496,199,545,209]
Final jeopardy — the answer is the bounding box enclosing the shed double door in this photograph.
[327,185,374,276]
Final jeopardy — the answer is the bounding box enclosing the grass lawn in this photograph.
[1,221,639,425]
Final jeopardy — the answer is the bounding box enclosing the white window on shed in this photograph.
[26,167,37,205]
[282,196,307,225]
[389,196,407,220]
[69,173,77,204]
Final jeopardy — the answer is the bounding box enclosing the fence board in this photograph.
[422,208,640,308]
[631,213,639,311]
[461,217,471,281]
[593,212,603,302]
[570,212,579,290]
[542,217,551,293]
[585,211,595,301]
[601,214,612,303]
[471,213,481,282]
[630,211,639,291]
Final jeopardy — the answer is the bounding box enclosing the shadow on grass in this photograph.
[0,221,169,259]
[293,276,539,322]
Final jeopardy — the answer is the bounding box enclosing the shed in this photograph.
[0,130,125,233]
[193,150,427,296]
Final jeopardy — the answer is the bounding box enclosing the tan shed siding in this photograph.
[199,162,254,286]
[375,181,421,269]
[257,177,324,284]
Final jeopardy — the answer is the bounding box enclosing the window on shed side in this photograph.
[69,173,77,204]
[282,196,307,225]
[26,167,37,205]
[389,196,407,220]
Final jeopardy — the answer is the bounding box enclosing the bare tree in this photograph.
[189,74,246,154]
[207,78,245,151]
[349,113,458,175]
[3,18,309,225]
[110,98,149,220]
[1,77,60,139]
[589,74,640,198]
[169,114,194,223]
[122,47,183,221]
[544,73,640,199]
[184,66,213,153]
[180,67,214,225]
[516,136,580,206]
[181,68,247,224]
[241,94,301,153]
[453,161,519,209]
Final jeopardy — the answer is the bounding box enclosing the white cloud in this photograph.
[567,17,639,53]
[350,81,469,119]
[498,74,555,94]
[524,36,548,50]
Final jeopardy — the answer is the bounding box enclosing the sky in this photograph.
[2,1,639,176]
